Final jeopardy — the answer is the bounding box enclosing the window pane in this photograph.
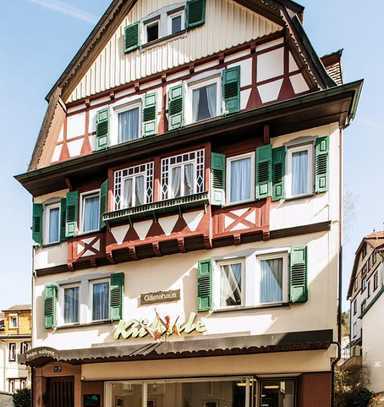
[220,263,242,307]
[260,258,283,304]
[93,282,109,321]
[291,150,309,196]
[184,163,194,196]
[83,194,100,232]
[172,15,182,34]
[48,207,60,243]
[111,383,142,407]
[118,108,140,143]
[171,166,182,198]
[193,84,217,122]
[123,178,133,208]
[230,157,251,202]
[135,175,145,206]
[260,380,295,407]
[64,287,79,324]
[147,22,159,42]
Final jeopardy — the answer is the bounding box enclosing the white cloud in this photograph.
[28,0,97,24]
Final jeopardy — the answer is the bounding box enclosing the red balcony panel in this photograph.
[68,232,106,265]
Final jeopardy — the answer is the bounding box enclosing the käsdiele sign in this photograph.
[113,311,206,340]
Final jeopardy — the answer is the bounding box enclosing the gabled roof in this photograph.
[347,231,384,299]
[3,304,32,312]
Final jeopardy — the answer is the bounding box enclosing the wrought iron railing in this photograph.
[103,192,209,225]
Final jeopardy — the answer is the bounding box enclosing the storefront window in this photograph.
[109,378,251,407]
[260,379,295,407]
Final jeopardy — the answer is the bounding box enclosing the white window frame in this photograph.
[167,8,185,35]
[8,343,16,362]
[213,258,246,311]
[8,379,16,393]
[186,75,222,124]
[226,152,256,205]
[20,342,30,355]
[255,252,289,306]
[121,171,148,209]
[286,144,314,199]
[58,283,80,326]
[80,190,100,234]
[9,314,18,329]
[144,17,161,44]
[169,158,198,199]
[89,278,110,322]
[112,101,142,146]
[44,202,61,245]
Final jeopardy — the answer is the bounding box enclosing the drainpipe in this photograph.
[0,339,6,392]
[331,126,344,407]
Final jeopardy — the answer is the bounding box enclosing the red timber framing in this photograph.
[51,30,317,166]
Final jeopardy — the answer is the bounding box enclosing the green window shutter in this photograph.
[44,285,57,329]
[125,22,140,53]
[99,179,108,230]
[272,147,286,201]
[143,92,157,137]
[223,66,240,114]
[65,191,79,238]
[256,144,272,200]
[96,109,109,151]
[186,0,206,29]
[32,203,43,246]
[197,259,212,312]
[60,198,67,242]
[290,246,308,304]
[211,152,226,206]
[110,273,124,321]
[315,136,329,193]
[168,85,183,130]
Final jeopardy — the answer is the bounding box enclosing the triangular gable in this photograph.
[66,0,284,103]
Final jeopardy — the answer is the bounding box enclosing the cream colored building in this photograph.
[16,0,363,406]
[0,305,32,393]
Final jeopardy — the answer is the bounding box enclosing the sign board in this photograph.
[140,289,181,305]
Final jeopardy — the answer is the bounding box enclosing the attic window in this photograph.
[145,21,159,43]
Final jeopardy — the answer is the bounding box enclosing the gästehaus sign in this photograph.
[140,289,180,305]
[114,311,206,340]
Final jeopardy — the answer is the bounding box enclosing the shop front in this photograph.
[25,330,334,407]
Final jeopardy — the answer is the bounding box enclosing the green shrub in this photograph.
[12,388,31,407]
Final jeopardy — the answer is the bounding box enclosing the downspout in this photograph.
[31,195,35,406]
[0,339,7,392]
[331,126,344,406]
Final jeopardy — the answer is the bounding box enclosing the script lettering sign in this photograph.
[113,311,206,341]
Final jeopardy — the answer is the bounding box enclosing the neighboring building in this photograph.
[16,0,363,406]
[0,305,32,393]
[347,232,384,398]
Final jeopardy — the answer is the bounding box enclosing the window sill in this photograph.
[141,29,187,50]
[212,303,290,313]
[41,241,63,249]
[55,320,113,330]
[223,199,258,209]
[284,193,315,202]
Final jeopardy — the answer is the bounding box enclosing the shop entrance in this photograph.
[45,377,74,407]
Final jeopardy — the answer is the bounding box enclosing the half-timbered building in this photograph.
[16,0,363,406]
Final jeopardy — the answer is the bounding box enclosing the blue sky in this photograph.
[0,0,382,310]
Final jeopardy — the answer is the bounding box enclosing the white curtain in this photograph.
[93,282,109,321]
[123,178,133,208]
[192,89,200,122]
[292,150,308,195]
[171,166,181,198]
[184,163,194,196]
[48,207,60,243]
[206,84,217,118]
[260,258,283,303]
[135,175,145,205]
[118,107,140,143]
[220,263,242,307]
[230,158,251,202]
[64,287,79,324]
[83,195,100,232]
